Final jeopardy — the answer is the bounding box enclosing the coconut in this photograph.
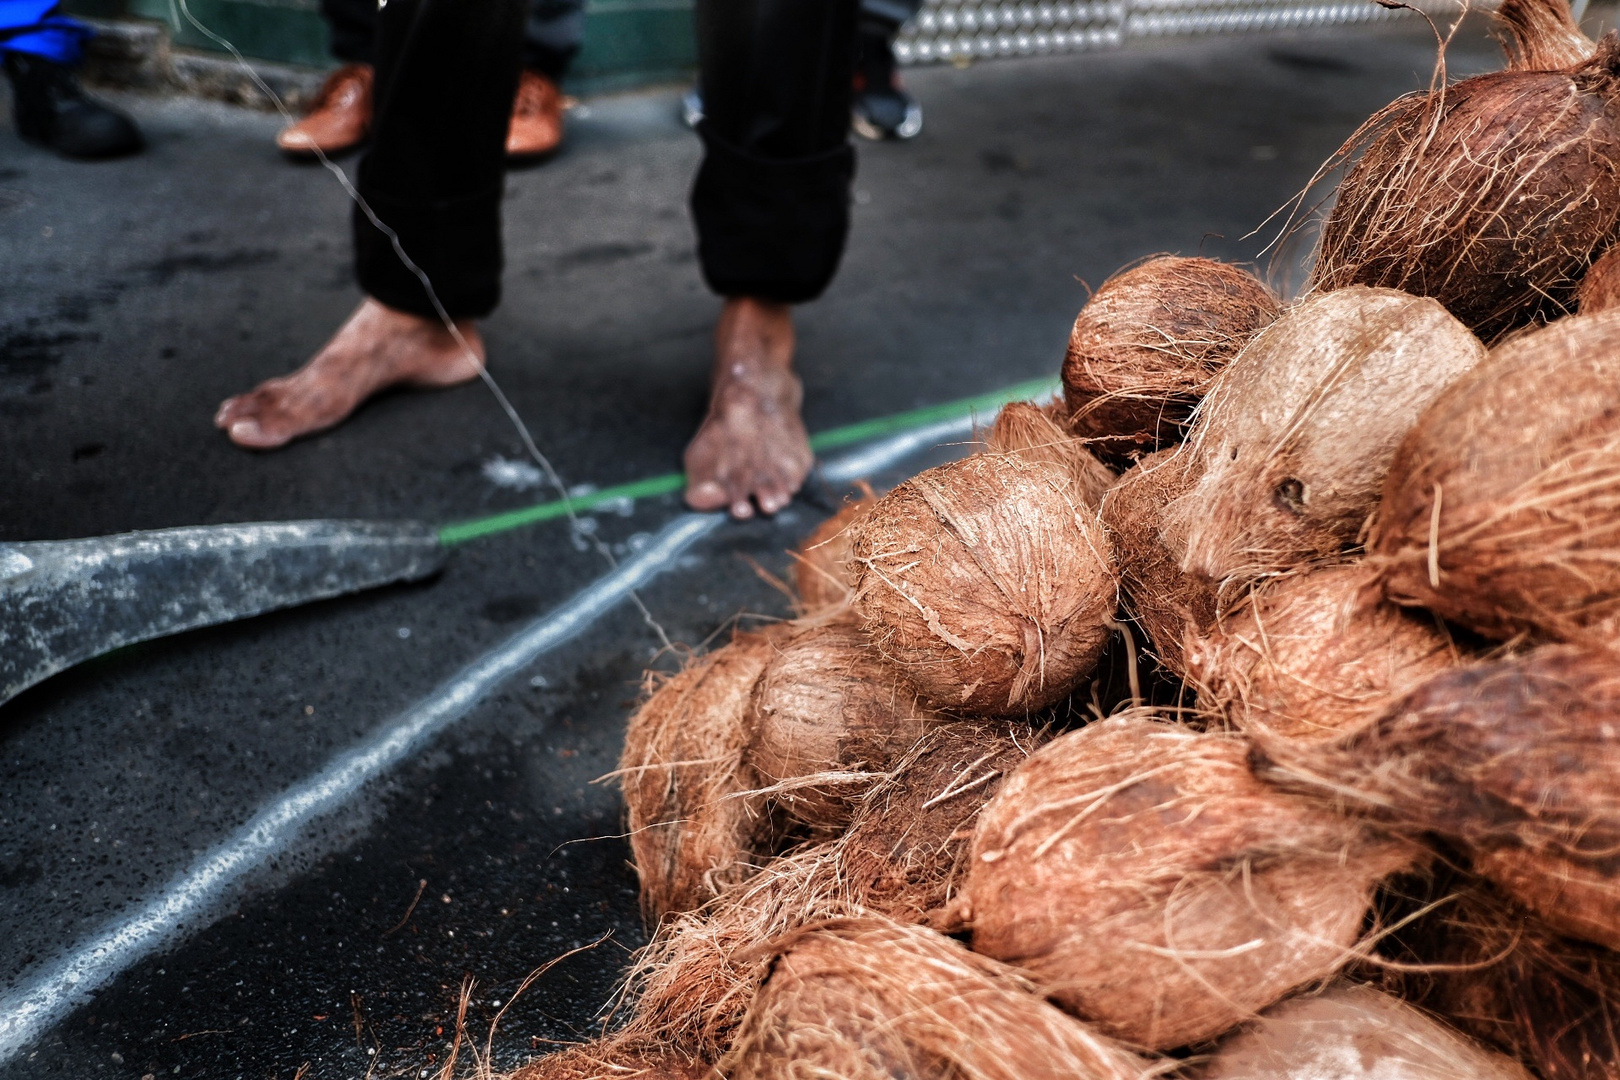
[1371,310,1620,644]
[506,1038,710,1080]
[1310,0,1620,341]
[1168,286,1484,589]
[851,454,1118,715]
[1254,645,1620,952]
[984,400,1118,509]
[1196,981,1532,1080]
[793,486,877,615]
[1098,447,1217,677]
[1186,562,1461,744]
[1373,876,1620,1080]
[619,720,1041,1064]
[1578,245,1620,314]
[744,618,937,832]
[962,711,1420,1049]
[1062,256,1281,466]
[721,918,1152,1080]
[619,629,781,924]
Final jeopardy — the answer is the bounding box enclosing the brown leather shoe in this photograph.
[277,63,373,157]
[506,70,564,160]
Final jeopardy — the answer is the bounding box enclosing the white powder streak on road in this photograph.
[0,416,978,1064]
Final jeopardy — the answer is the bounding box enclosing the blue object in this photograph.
[0,1,92,65]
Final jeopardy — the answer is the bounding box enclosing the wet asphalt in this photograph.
[0,20,1508,1079]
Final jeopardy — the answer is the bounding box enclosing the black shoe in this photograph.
[3,52,143,159]
[851,29,921,141]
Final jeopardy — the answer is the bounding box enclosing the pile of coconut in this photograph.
[506,1,1620,1076]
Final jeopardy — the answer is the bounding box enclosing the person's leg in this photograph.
[217,0,526,449]
[685,0,858,518]
[1,0,142,158]
[852,0,923,141]
[505,0,581,159]
[274,0,377,155]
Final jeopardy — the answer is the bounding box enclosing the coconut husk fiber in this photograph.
[1098,447,1218,677]
[792,485,877,615]
[721,917,1156,1080]
[1253,645,1620,951]
[1186,562,1462,745]
[745,617,937,833]
[1578,245,1620,314]
[1062,256,1281,467]
[617,720,1042,1064]
[1310,0,1620,342]
[1370,875,1620,1080]
[851,453,1118,715]
[506,1037,713,1080]
[1371,309,1620,645]
[961,710,1421,1049]
[1168,286,1484,591]
[619,628,784,925]
[1195,981,1533,1080]
[984,399,1117,509]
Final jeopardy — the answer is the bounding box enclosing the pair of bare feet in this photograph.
[213,296,814,520]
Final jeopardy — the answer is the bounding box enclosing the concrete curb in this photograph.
[78,16,328,111]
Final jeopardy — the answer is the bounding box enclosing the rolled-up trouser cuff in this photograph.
[691,122,855,305]
[354,180,504,320]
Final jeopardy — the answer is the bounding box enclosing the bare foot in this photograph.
[684,297,813,520]
[214,297,485,449]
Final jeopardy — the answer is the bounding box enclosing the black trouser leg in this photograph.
[352,0,525,320]
[691,0,860,305]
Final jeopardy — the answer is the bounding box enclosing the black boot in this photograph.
[851,26,920,142]
[3,52,143,159]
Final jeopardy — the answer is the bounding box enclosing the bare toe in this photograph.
[685,477,730,513]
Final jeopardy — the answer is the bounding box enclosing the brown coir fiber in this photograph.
[1062,257,1280,467]
[1098,448,1217,677]
[1169,286,1484,589]
[963,711,1419,1049]
[984,399,1117,509]
[1578,245,1620,313]
[1254,646,1620,951]
[721,917,1154,1080]
[1186,562,1461,745]
[507,1037,712,1080]
[792,486,877,615]
[1371,310,1620,644]
[1372,877,1620,1080]
[1310,0,1620,341]
[619,629,781,924]
[851,454,1117,714]
[617,720,1042,1064]
[1196,981,1532,1080]
[745,617,936,833]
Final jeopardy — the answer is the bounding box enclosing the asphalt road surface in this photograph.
[1,19,1504,1079]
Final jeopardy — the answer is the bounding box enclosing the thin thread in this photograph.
[170,0,675,647]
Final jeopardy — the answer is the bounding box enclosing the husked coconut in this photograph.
[1098,447,1218,676]
[1062,256,1280,466]
[1372,310,1620,643]
[1374,877,1620,1080]
[745,618,936,832]
[621,721,1042,1063]
[1579,245,1620,313]
[793,486,877,615]
[1255,646,1620,951]
[721,918,1153,1080]
[851,454,1118,715]
[1186,563,1461,744]
[1197,981,1533,1080]
[962,711,1419,1049]
[1311,0,1620,341]
[984,400,1117,509]
[1169,286,1484,588]
[620,630,782,923]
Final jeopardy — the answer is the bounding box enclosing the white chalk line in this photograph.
[0,416,982,1063]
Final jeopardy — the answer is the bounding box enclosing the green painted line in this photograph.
[437,374,1061,546]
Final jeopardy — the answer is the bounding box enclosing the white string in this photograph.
[169,0,676,648]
